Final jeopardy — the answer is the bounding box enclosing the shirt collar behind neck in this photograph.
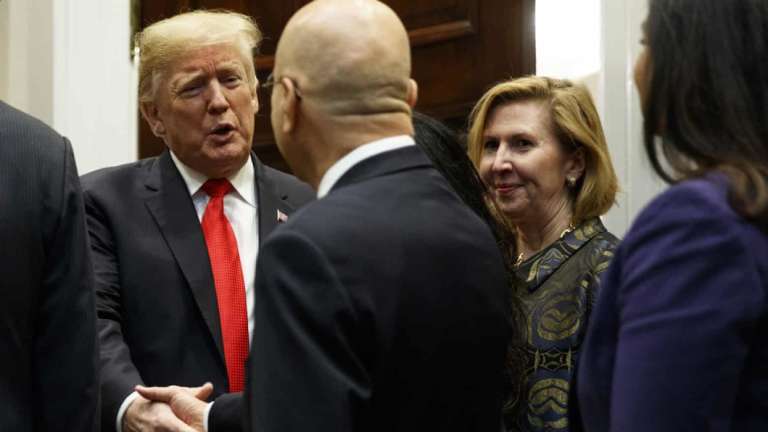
[169,151,256,207]
[316,135,415,198]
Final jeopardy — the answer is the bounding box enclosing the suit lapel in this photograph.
[253,154,295,243]
[143,151,225,362]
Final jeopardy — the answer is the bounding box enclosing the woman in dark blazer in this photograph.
[575,1,768,431]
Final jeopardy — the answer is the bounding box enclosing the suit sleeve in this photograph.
[84,182,145,432]
[208,392,242,432]
[608,193,765,431]
[244,229,371,432]
[35,138,100,431]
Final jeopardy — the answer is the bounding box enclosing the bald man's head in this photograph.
[274,0,414,116]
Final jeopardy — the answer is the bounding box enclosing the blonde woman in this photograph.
[467,76,619,432]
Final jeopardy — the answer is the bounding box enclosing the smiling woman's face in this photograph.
[478,99,576,224]
[143,42,259,178]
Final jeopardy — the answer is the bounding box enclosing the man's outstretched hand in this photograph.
[135,383,214,432]
[122,395,198,432]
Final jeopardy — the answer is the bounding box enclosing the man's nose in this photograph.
[207,81,230,114]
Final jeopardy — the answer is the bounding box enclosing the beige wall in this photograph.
[0,0,55,124]
[0,0,8,101]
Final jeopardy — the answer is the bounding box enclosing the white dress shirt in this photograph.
[316,134,415,198]
[116,152,259,432]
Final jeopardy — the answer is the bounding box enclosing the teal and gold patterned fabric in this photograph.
[504,218,619,432]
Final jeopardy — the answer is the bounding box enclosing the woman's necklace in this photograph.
[514,222,575,267]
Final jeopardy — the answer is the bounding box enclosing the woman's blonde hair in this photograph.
[135,10,263,103]
[467,76,619,224]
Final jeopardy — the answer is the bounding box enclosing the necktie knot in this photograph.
[202,179,232,198]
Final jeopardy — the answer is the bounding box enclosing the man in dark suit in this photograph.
[80,10,313,432]
[0,101,99,431]
[243,1,510,431]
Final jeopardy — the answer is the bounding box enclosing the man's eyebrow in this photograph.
[170,71,205,90]
[217,61,247,72]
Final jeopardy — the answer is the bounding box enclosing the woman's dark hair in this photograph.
[412,113,508,241]
[644,0,768,228]
[412,111,526,427]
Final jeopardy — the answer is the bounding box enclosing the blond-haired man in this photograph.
[81,10,313,432]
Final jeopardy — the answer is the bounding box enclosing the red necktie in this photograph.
[201,179,249,392]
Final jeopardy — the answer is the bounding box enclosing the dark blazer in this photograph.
[245,146,510,432]
[81,150,313,432]
[575,175,768,431]
[0,101,99,431]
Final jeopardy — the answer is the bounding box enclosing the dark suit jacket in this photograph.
[245,146,510,432]
[81,150,313,432]
[575,175,768,431]
[0,101,99,431]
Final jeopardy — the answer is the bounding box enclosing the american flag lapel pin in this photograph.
[276,209,288,223]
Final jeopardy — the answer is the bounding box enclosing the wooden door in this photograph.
[138,0,535,171]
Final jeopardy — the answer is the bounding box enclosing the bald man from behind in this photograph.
[244,1,510,431]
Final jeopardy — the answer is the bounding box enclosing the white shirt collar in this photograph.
[169,151,256,207]
[316,135,415,198]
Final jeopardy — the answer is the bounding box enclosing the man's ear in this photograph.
[406,79,418,108]
[565,147,586,184]
[140,101,166,138]
[279,77,298,134]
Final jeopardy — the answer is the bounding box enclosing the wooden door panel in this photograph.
[138,0,534,172]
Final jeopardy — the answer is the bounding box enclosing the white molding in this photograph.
[1,0,137,173]
[51,0,138,174]
[599,0,664,237]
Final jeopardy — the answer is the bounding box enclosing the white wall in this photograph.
[0,0,137,174]
[536,0,601,89]
[536,0,664,236]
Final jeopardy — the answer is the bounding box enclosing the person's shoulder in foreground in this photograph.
[1,100,59,146]
[0,100,99,431]
[577,173,768,432]
[628,173,766,251]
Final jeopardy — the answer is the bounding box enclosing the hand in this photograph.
[122,395,197,432]
[136,383,214,432]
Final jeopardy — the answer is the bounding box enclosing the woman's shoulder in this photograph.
[581,218,620,256]
[633,175,739,231]
[624,174,767,259]
[570,219,620,278]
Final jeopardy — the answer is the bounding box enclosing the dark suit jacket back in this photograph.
[0,101,99,431]
[246,146,510,431]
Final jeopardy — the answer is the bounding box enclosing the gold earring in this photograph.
[567,176,576,187]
